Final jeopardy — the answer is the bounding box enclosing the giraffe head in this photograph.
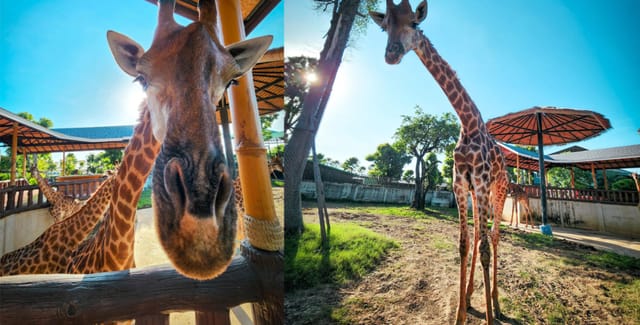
[106,0,271,279]
[370,0,428,64]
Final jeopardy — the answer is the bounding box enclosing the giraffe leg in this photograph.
[453,178,470,325]
[465,193,479,307]
[490,219,502,320]
[477,195,494,325]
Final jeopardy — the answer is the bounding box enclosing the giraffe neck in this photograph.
[412,30,486,135]
[33,169,63,204]
[69,104,160,272]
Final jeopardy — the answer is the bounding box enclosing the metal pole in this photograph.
[536,112,551,235]
[219,98,236,180]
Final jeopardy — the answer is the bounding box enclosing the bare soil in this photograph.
[285,203,639,324]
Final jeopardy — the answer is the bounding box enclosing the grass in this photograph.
[336,204,459,222]
[285,223,398,291]
[137,188,152,209]
[609,279,640,323]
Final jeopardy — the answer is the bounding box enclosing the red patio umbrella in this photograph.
[487,106,611,233]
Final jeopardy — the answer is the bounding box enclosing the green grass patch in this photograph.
[137,188,152,209]
[271,179,284,187]
[584,251,640,270]
[609,279,640,323]
[338,205,458,222]
[509,231,558,250]
[285,223,398,291]
[430,234,455,250]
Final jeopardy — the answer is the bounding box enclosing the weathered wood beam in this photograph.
[0,245,282,325]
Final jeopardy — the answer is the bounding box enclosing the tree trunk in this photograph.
[284,0,362,234]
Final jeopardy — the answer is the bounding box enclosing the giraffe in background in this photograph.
[509,183,532,228]
[31,165,84,222]
[0,174,114,275]
[370,1,509,323]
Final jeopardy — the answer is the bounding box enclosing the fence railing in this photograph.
[0,177,106,219]
[0,242,283,324]
[521,184,639,206]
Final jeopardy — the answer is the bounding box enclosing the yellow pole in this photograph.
[217,0,279,246]
[10,123,18,186]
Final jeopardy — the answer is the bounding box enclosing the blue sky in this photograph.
[285,0,640,172]
[0,0,283,150]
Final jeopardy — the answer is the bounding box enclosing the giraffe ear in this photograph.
[226,35,273,78]
[415,0,428,24]
[107,31,145,77]
[369,11,385,28]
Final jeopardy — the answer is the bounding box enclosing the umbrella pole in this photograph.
[536,112,552,235]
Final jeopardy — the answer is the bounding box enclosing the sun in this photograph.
[305,71,318,84]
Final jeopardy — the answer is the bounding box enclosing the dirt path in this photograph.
[286,206,639,324]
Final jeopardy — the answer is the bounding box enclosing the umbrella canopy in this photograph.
[486,106,611,146]
[487,106,611,232]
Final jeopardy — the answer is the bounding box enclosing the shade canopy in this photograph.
[487,106,611,146]
[144,0,278,35]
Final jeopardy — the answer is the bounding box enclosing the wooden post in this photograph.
[602,168,608,191]
[591,164,597,189]
[61,152,66,176]
[570,167,575,189]
[10,123,18,186]
[516,154,520,184]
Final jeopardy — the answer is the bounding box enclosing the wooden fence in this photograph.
[0,241,283,324]
[0,177,106,219]
[521,184,639,206]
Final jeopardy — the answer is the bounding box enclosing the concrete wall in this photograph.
[501,197,640,239]
[0,209,53,256]
[301,181,414,204]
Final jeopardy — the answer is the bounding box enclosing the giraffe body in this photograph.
[31,165,84,222]
[0,175,114,275]
[371,1,509,323]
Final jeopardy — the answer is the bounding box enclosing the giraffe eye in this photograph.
[411,22,419,29]
[133,75,148,91]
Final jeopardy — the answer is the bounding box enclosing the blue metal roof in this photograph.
[52,125,134,140]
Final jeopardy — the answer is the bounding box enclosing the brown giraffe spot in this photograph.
[127,173,142,191]
[117,202,132,218]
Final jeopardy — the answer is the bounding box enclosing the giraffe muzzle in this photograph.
[385,42,405,64]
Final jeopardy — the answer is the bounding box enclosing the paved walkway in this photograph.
[511,224,640,259]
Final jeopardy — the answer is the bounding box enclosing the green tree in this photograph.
[63,153,78,175]
[442,142,455,189]
[365,142,411,180]
[261,113,279,141]
[395,107,459,209]
[402,169,415,183]
[341,157,361,173]
[423,152,442,191]
[284,56,318,142]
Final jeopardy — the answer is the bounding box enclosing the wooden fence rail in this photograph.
[0,242,283,325]
[0,177,106,219]
[520,184,639,206]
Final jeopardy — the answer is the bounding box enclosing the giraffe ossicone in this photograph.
[371,1,509,323]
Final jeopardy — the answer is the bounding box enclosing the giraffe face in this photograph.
[370,0,428,64]
[107,0,271,280]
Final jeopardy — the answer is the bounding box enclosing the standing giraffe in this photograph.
[68,0,271,280]
[508,183,532,228]
[31,165,84,222]
[370,1,508,323]
[0,174,114,275]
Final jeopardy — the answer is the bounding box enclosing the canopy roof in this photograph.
[145,0,278,35]
[0,107,130,154]
[498,142,640,171]
[487,106,612,146]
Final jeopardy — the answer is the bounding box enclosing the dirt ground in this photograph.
[285,203,639,324]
